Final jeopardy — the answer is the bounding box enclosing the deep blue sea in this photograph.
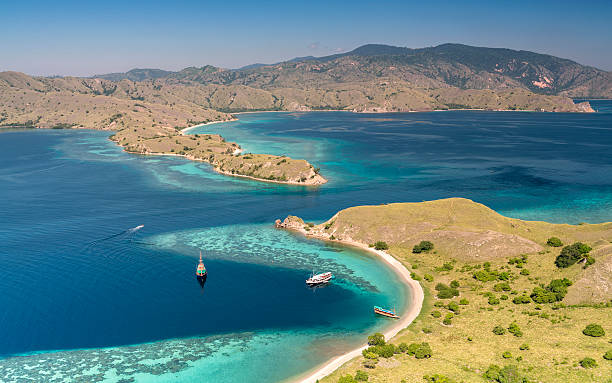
[1,100,611,382]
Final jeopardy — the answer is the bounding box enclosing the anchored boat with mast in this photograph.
[196,251,207,282]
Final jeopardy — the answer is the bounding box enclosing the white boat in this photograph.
[306,271,333,286]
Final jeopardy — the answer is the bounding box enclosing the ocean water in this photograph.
[1,102,612,382]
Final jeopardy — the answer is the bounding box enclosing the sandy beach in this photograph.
[278,224,425,383]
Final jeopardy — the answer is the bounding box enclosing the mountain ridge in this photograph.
[90,43,612,98]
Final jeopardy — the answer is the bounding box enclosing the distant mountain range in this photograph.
[92,43,612,98]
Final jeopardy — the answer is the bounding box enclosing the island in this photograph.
[276,198,612,383]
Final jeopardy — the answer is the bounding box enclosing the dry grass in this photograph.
[297,198,612,382]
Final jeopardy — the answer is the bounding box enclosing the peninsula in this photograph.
[277,198,612,383]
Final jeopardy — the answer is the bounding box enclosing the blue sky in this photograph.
[1,0,611,76]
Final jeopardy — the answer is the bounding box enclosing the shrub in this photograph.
[423,375,456,383]
[447,301,460,313]
[580,357,598,368]
[338,374,356,383]
[508,322,523,337]
[435,283,460,299]
[354,370,368,381]
[424,274,434,282]
[413,241,434,253]
[459,298,469,305]
[483,364,528,383]
[435,262,454,272]
[494,282,511,292]
[431,310,442,318]
[547,237,563,247]
[374,241,389,250]
[493,325,506,335]
[367,333,385,346]
[473,270,497,282]
[555,242,591,268]
[362,350,378,359]
[442,316,453,326]
[583,324,605,337]
[450,280,460,288]
[502,351,512,359]
[531,278,572,303]
[519,343,529,350]
[422,327,432,334]
[406,342,432,359]
[500,294,509,300]
[519,269,530,276]
[488,296,500,305]
[583,256,595,268]
[603,350,612,360]
[512,295,531,304]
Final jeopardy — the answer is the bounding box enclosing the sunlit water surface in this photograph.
[1,101,611,382]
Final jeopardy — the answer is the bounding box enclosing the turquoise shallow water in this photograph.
[1,102,611,382]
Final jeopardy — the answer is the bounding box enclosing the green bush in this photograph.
[362,358,377,369]
[447,301,460,313]
[492,325,506,335]
[338,374,356,383]
[423,375,456,383]
[488,296,500,305]
[493,282,511,292]
[374,241,389,250]
[367,333,386,346]
[512,295,531,304]
[555,242,591,268]
[603,350,612,360]
[362,351,378,359]
[398,343,409,353]
[422,327,432,334]
[365,344,395,358]
[530,278,572,304]
[519,343,529,350]
[406,342,432,359]
[435,262,454,272]
[502,351,512,359]
[450,280,460,288]
[431,310,442,318]
[583,324,605,337]
[413,241,434,253]
[435,283,460,299]
[354,370,368,381]
[500,294,509,300]
[508,322,523,337]
[583,256,595,268]
[424,274,434,282]
[519,269,530,276]
[459,298,469,305]
[547,237,563,247]
[484,364,528,383]
[473,270,498,282]
[580,357,598,368]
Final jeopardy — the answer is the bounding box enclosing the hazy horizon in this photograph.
[2,0,612,77]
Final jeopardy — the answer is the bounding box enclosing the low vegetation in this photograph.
[291,198,612,383]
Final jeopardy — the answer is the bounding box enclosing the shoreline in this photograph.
[277,224,425,383]
[180,118,239,135]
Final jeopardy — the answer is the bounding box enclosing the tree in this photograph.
[374,241,389,250]
[555,242,592,268]
[493,325,506,335]
[603,350,612,360]
[508,322,523,337]
[413,241,434,253]
[484,364,529,383]
[367,333,385,346]
[582,324,605,337]
[512,295,531,304]
[546,237,563,247]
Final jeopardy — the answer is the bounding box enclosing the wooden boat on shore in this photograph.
[374,305,399,319]
[306,271,333,286]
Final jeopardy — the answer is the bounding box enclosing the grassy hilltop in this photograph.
[280,198,612,383]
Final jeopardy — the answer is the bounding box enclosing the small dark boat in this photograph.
[196,251,207,281]
[374,306,399,319]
